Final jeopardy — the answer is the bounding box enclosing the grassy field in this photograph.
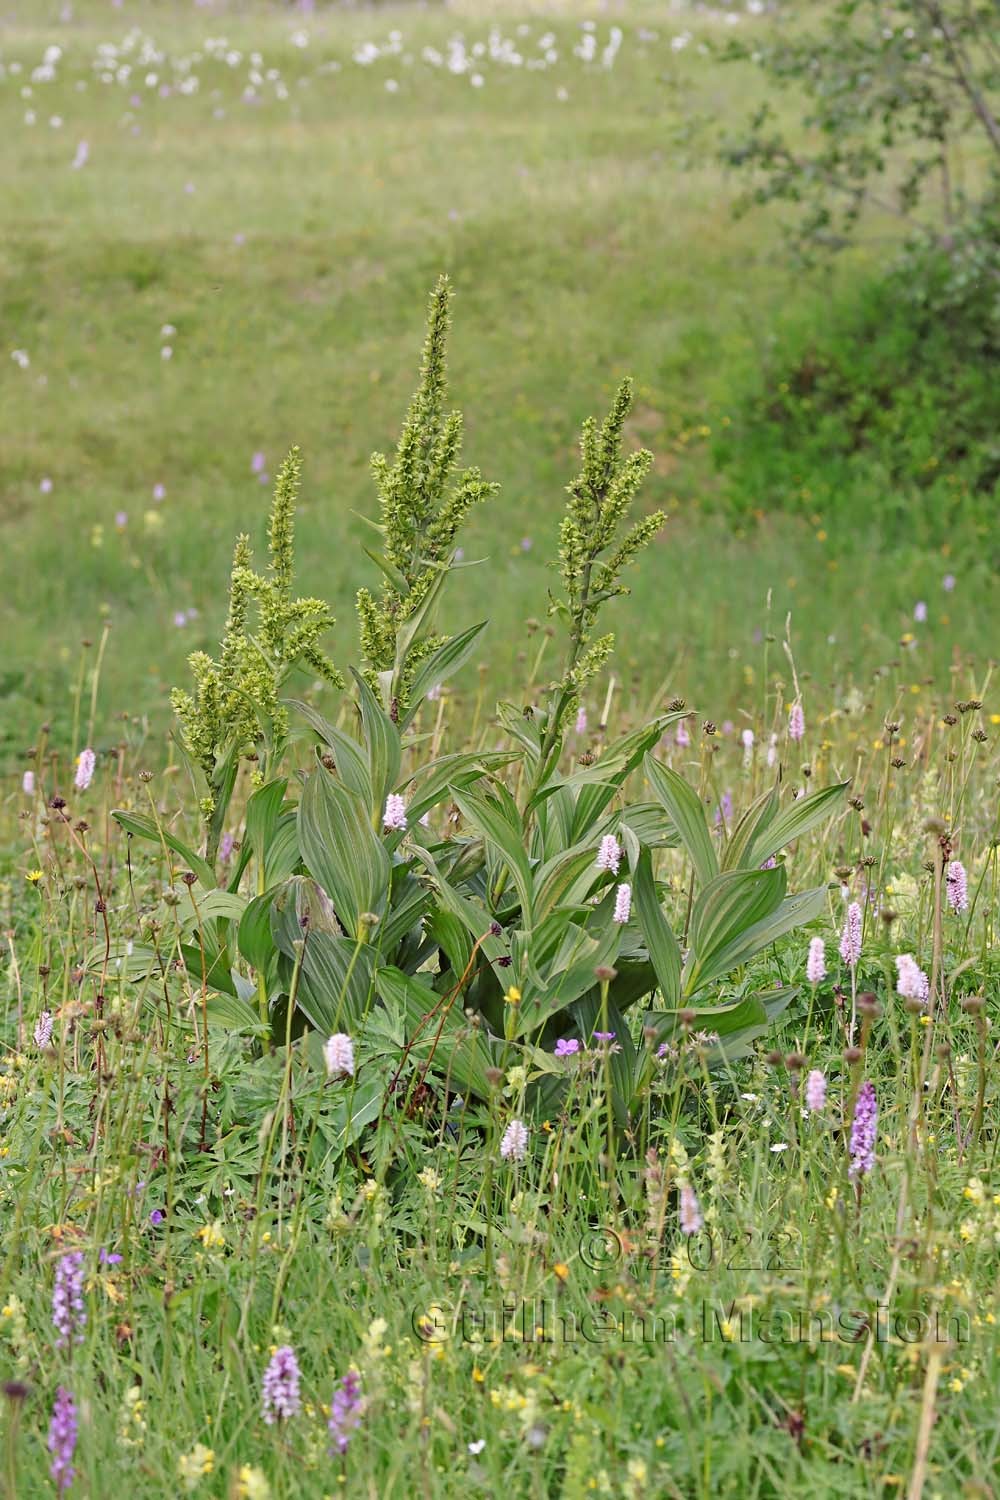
[3,0,990,778]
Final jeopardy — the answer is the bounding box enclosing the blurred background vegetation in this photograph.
[1,0,996,765]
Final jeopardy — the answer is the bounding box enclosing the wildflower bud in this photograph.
[679,1009,698,1030]
[50,796,66,810]
[880,907,897,926]
[2,1381,29,1404]
[485,1067,504,1088]
[849,797,865,811]
[959,994,984,1014]
[643,1026,657,1045]
[923,817,947,835]
[668,696,686,711]
[489,921,503,937]
[857,993,880,1019]
[594,965,618,983]
[360,912,380,927]
[139,770,154,783]
[181,871,197,886]
[903,995,925,1014]
[834,865,852,881]
[843,1045,863,1064]
[942,714,957,727]
[765,1049,784,1067]
[973,728,988,743]
[785,1052,807,1072]
[935,1042,951,1061]
[578,752,596,767]
[702,721,717,736]
[321,754,336,771]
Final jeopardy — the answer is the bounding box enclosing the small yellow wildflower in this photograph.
[197,1221,226,1250]
[505,986,521,1005]
[178,1444,215,1492]
[237,1465,271,1500]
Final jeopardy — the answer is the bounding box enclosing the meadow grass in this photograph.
[3,5,1000,1498]
[3,0,991,769]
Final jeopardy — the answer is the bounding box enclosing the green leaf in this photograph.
[632,846,682,1007]
[288,701,372,805]
[377,966,500,1099]
[686,885,827,996]
[642,755,718,887]
[244,779,288,864]
[112,810,215,889]
[401,621,489,730]
[298,767,391,938]
[685,867,786,994]
[350,668,401,820]
[747,782,849,868]
[450,783,534,924]
[721,785,780,871]
[238,890,278,971]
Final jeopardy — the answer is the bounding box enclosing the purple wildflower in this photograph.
[261,1345,301,1425]
[152,482,166,502]
[383,793,407,832]
[788,703,805,741]
[848,1081,878,1180]
[574,705,588,734]
[328,1369,363,1455]
[806,936,826,984]
[218,832,235,862]
[675,718,690,748]
[52,1252,86,1349]
[34,1010,54,1048]
[148,1209,164,1227]
[554,1038,580,1057]
[48,1387,78,1493]
[98,1248,123,1266]
[595,835,621,875]
[251,451,266,474]
[943,573,956,592]
[945,860,968,913]
[805,1069,826,1113]
[22,769,35,795]
[679,1184,703,1235]
[612,882,631,924]
[839,902,862,967]
[114,510,128,529]
[73,749,96,791]
[500,1119,528,1162]
[914,600,927,623]
[592,1031,616,1043]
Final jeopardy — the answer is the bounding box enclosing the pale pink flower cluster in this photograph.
[895,954,929,1005]
[324,1033,354,1077]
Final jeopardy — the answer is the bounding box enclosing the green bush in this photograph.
[712,240,1000,555]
